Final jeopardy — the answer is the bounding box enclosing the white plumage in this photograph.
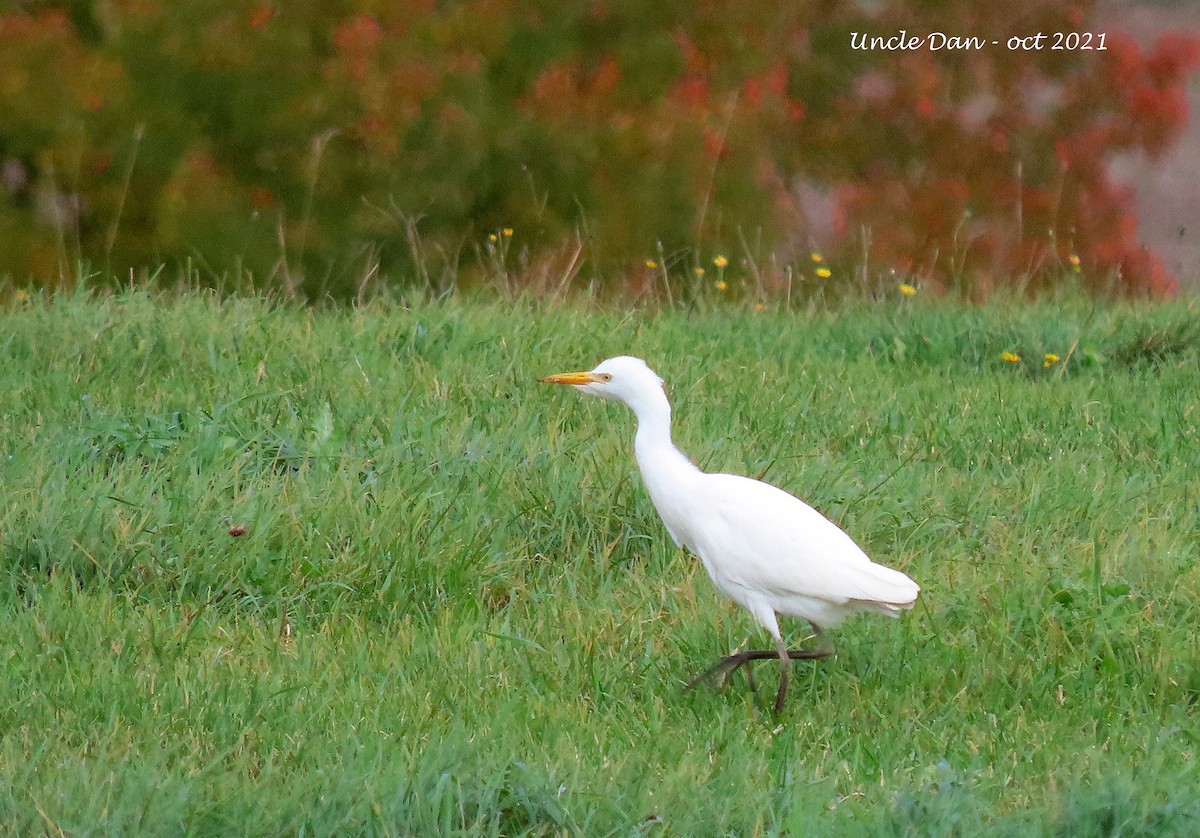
[541,355,919,710]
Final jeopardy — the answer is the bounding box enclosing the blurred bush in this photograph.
[0,1,1196,297]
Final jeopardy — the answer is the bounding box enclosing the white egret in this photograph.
[541,355,919,711]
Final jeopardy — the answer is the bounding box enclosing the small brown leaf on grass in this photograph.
[279,605,292,641]
[229,525,248,537]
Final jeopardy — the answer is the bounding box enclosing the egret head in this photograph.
[540,355,665,405]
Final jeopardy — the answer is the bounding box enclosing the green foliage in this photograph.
[1,2,1196,297]
[1,287,1199,832]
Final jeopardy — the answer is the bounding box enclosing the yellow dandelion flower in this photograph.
[1001,351,1022,364]
[1043,352,1060,368]
[713,255,729,269]
[715,279,728,291]
[15,289,30,303]
[899,283,917,297]
[502,228,514,237]
[693,266,705,277]
[644,259,658,269]
[815,267,832,279]
[488,233,498,243]
[1068,254,1080,266]
[810,252,823,263]
[754,303,765,312]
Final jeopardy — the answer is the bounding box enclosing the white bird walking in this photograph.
[540,355,919,711]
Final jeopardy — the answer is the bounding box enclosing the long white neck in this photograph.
[622,384,703,550]
[626,386,701,477]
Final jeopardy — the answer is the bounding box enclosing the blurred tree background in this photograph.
[1,0,1196,298]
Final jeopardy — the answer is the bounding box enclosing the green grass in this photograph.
[1,287,1199,835]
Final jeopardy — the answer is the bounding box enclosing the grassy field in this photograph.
[1,287,1198,835]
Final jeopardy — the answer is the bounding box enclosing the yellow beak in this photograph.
[539,371,599,385]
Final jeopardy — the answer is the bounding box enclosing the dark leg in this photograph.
[809,623,833,656]
[684,647,830,692]
[774,636,791,713]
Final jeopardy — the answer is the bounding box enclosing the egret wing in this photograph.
[690,473,917,606]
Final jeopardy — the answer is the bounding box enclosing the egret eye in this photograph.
[598,373,613,382]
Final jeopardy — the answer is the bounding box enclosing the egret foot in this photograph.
[684,646,830,709]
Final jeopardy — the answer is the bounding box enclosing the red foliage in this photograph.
[798,7,1199,296]
[0,1,1195,297]
[247,5,275,30]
